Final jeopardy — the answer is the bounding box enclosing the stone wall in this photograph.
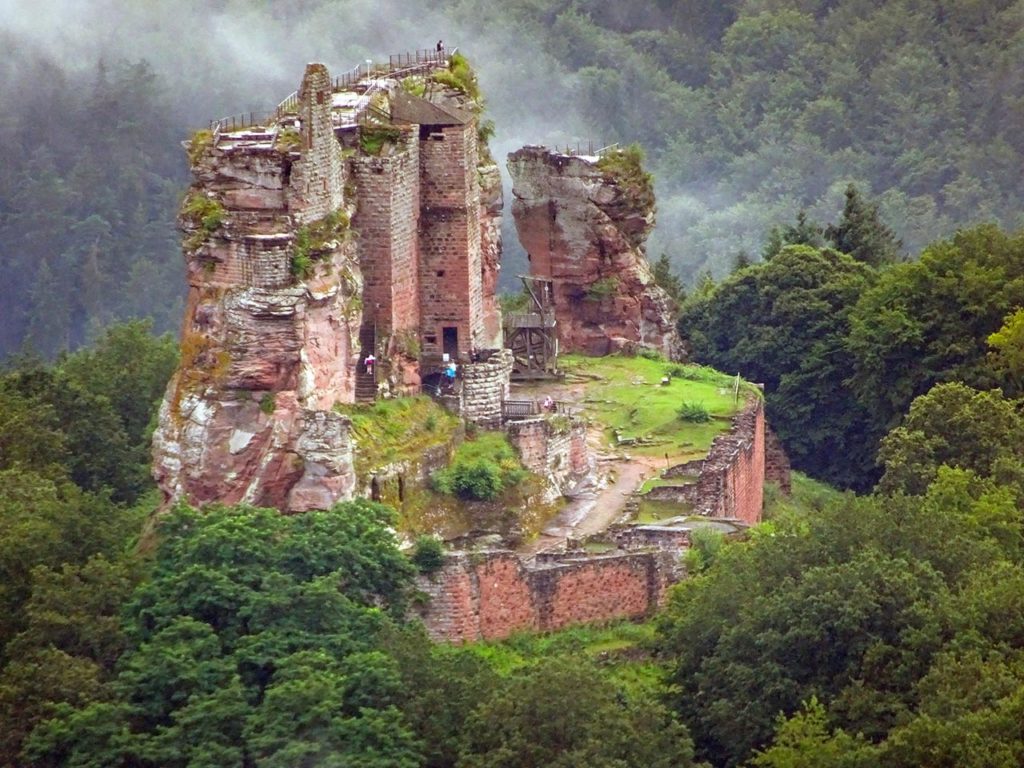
[459,349,513,428]
[351,132,421,338]
[765,425,792,494]
[506,415,590,500]
[685,397,766,525]
[419,124,484,358]
[286,63,347,224]
[416,549,672,642]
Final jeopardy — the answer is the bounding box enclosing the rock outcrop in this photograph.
[508,146,682,359]
[152,64,361,512]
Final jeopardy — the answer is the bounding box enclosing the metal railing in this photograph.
[209,48,457,137]
[502,399,574,420]
[551,141,619,157]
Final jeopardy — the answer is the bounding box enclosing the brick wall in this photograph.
[460,349,512,428]
[351,132,421,337]
[286,63,346,224]
[685,398,766,525]
[416,549,672,642]
[418,124,484,357]
[506,415,591,499]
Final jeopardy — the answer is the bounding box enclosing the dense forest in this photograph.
[4,1,1024,765]
[3,0,1024,356]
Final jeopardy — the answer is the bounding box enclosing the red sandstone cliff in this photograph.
[152,64,361,512]
[508,146,683,358]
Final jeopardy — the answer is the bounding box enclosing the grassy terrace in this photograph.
[335,396,460,475]
[560,354,755,463]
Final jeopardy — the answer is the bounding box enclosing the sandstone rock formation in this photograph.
[508,146,683,358]
[153,53,511,513]
[152,64,360,512]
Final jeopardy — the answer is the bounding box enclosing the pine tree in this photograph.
[826,184,902,267]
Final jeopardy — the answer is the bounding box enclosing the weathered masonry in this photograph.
[153,52,507,511]
[418,397,779,642]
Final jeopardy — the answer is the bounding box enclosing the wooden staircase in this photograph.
[355,325,376,403]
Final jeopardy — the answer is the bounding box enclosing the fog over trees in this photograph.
[2,0,1022,356]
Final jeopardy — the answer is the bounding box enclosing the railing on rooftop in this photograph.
[550,141,619,157]
[208,48,456,138]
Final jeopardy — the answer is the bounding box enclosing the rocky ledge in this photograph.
[508,146,682,359]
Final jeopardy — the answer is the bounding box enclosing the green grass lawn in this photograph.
[635,498,693,524]
[560,354,755,461]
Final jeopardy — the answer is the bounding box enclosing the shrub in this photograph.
[411,536,445,574]
[359,124,404,156]
[585,277,619,301]
[259,392,276,415]
[678,400,711,423]
[431,432,528,501]
[683,526,725,573]
[636,346,663,361]
[291,210,350,278]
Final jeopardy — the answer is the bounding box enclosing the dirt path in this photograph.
[519,423,662,556]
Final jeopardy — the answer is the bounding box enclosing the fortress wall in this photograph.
[417,550,670,642]
[688,398,765,526]
[419,124,484,357]
[352,135,421,336]
[287,63,346,224]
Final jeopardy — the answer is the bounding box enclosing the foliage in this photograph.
[185,129,213,166]
[24,501,421,768]
[456,655,697,768]
[431,51,481,101]
[337,396,460,475]
[595,144,655,216]
[584,276,619,301]
[652,253,685,302]
[987,307,1024,395]
[359,123,405,156]
[677,400,711,423]
[274,127,302,152]
[825,184,902,267]
[678,244,878,488]
[763,210,825,261]
[431,432,527,501]
[180,192,225,234]
[876,383,1024,496]
[290,209,350,278]
[846,224,1024,435]
[410,536,445,574]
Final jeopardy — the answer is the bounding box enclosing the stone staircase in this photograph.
[355,325,376,403]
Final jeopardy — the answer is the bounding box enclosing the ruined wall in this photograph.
[419,124,484,358]
[286,63,346,224]
[478,163,503,349]
[416,550,671,642]
[351,132,421,338]
[507,146,682,359]
[506,415,590,500]
[688,398,765,525]
[459,349,513,428]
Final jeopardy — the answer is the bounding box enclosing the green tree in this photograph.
[877,383,1024,496]
[457,656,697,768]
[825,184,901,266]
[847,225,1024,434]
[678,244,878,488]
